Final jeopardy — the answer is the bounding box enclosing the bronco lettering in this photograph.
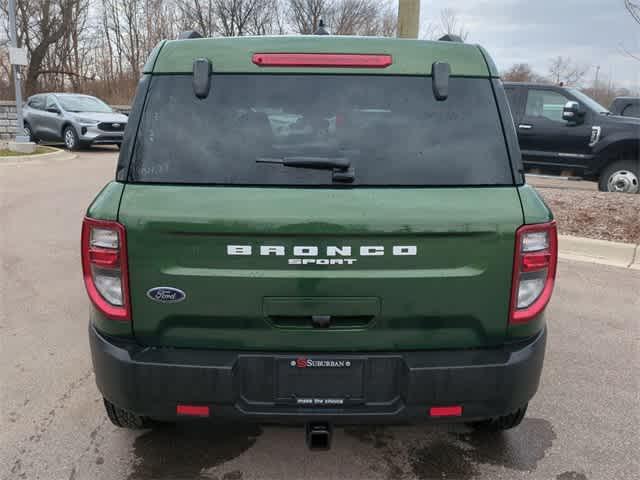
[227,245,417,256]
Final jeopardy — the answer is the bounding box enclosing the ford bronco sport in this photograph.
[83,35,557,448]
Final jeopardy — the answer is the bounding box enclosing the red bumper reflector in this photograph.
[88,247,119,268]
[522,251,551,271]
[429,406,463,417]
[176,405,210,417]
[252,53,392,68]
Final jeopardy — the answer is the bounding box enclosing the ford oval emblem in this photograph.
[147,287,186,303]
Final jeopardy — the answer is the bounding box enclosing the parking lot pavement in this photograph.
[1,150,639,480]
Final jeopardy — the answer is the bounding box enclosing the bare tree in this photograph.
[246,0,286,35]
[0,0,403,102]
[377,4,397,36]
[213,0,269,36]
[419,21,439,40]
[288,0,327,34]
[438,8,468,41]
[548,56,589,86]
[328,0,377,35]
[421,8,468,40]
[503,63,547,83]
[625,0,640,23]
[359,0,395,37]
[583,71,639,107]
[177,0,217,36]
[0,49,11,98]
[288,0,395,36]
[620,0,640,61]
[144,0,180,48]
[52,0,91,90]
[0,0,81,95]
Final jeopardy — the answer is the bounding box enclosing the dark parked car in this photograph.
[609,97,640,118]
[505,83,640,193]
[23,93,128,150]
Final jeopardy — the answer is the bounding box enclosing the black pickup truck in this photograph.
[609,97,640,118]
[504,82,640,193]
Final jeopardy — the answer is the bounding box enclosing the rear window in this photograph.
[128,75,513,186]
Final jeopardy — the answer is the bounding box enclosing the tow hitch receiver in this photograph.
[306,422,332,450]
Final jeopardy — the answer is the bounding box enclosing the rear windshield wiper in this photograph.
[257,156,350,171]
[257,156,355,183]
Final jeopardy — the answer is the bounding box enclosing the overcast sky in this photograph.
[420,0,639,89]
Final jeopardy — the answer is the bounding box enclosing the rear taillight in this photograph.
[81,217,130,321]
[510,221,558,324]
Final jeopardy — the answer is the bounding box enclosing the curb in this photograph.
[559,235,640,269]
[0,148,76,165]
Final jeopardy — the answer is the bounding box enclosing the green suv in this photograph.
[82,35,557,448]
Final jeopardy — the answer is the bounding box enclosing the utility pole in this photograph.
[8,0,30,146]
[594,65,601,88]
[397,0,421,39]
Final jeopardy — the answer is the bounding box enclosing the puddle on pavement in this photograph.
[346,418,556,480]
[410,440,476,479]
[409,418,556,479]
[128,423,261,480]
[344,426,406,479]
[343,426,394,449]
[460,417,557,471]
[556,472,588,480]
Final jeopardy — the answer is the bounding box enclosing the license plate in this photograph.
[276,357,365,406]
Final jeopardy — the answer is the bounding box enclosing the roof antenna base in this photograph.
[314,19,330,35]
[178,30,203,39]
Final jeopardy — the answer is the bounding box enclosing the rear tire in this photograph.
[103,398,153,429]
[598,160,639,193]
[468,404,528,432]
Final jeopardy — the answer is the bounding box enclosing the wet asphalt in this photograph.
[1,149,638,480]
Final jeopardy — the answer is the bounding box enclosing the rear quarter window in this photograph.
[28,96,45,110]
[622,103,640,117]
[128,75,514,186]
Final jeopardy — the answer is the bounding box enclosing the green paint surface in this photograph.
[518,185,555,224]
[149,36,492,77]
[114,185,526,351]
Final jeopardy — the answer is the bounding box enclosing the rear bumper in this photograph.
[90,325,546,424]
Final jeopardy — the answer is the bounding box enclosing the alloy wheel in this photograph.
[65,129,76,149]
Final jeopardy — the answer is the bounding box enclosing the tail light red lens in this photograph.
[510,221,558,324]
[252,53,393,68]
[81,217,130,321]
